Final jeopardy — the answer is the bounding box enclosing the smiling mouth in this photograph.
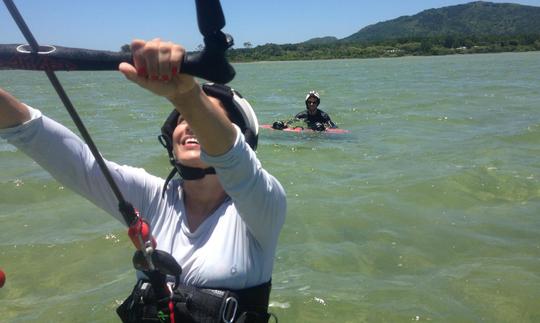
[183,137,199,145]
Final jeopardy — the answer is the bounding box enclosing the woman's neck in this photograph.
[182,175,227,232]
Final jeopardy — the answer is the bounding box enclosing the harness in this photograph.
[117,279,273,323]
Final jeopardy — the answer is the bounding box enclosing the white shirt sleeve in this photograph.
[0,105,164,225]
[200,126,287,249]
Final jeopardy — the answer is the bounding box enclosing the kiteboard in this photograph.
[260,124,350,134]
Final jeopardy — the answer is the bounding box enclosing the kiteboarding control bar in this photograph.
[0,1,236,84]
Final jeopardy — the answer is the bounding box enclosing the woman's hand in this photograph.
[119,39,197,101]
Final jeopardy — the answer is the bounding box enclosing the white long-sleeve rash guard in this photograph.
[0,105,287,290]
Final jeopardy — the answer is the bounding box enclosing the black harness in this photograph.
[117,279,272,323]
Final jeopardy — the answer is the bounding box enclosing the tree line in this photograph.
[120,34,540,62]
[224,34,540,62]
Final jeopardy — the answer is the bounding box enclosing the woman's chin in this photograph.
[176,156,207,169]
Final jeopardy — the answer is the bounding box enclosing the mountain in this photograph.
[227,1,540,62]
[341,1,540,43]
[302,36,339,45]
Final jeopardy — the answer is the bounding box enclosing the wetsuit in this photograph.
[294,109,336,129]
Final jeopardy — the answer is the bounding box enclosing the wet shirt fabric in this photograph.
[294,109,336,128]
[0,105,287,290]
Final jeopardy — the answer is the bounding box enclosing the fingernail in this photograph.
[137,66,147,76]
[171,67,178,75]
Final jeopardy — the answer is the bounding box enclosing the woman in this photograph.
[0,39,286,322]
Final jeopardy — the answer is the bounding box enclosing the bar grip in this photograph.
[0,43,235,83]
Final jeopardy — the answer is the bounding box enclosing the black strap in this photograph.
[232,281,271,315]
[117,280,273,323]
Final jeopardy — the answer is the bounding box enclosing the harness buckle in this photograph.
[222,296,238,323]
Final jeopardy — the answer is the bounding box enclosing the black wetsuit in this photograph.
[294,109,336,129]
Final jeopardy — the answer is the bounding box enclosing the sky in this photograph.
[2,0,540,52]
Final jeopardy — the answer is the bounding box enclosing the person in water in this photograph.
[272,90,336,131]
[0,39,286,322]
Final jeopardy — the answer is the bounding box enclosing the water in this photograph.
[1,52,539,322]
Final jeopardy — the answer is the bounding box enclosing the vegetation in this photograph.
[226,34,540,62]
[120,44,131,53]
[225,1,540,62]
[342,1,540,43]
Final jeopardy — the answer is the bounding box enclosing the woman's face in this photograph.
[171,96,226,168]
[172,116,207,168]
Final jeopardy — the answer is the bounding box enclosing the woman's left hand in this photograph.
[119,39,197,100]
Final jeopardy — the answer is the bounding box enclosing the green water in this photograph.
[1,52,539,322]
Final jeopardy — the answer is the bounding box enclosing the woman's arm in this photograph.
[202,129,287,248]
[119,39,236,156]
[0,88,163,225]
[0,103,163,224]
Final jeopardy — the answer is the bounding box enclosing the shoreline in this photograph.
[229,49,540,64]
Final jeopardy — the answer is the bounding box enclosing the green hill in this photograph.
[227,1,540,62]
[341,1,540,43]
[302,36,339,45]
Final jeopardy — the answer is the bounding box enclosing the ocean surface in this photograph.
[1,52,539,322]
